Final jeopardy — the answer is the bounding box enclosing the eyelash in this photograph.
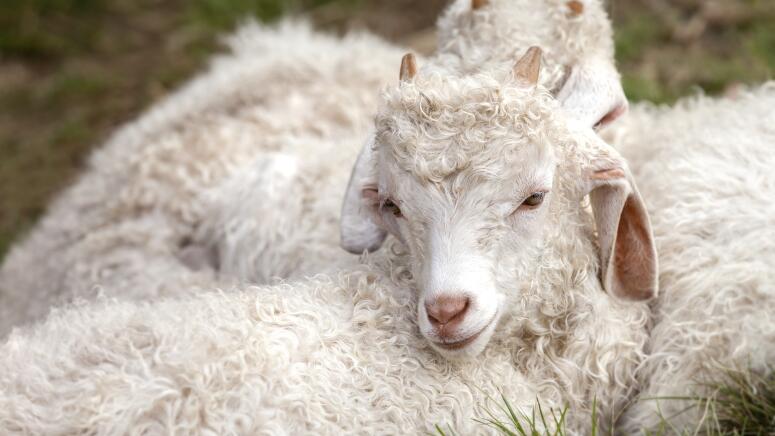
[378,192,544,219]
[512,191,547,214]
[522,192,545,207]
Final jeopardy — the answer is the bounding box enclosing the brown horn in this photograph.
[472,0,489,10]
[513,46,542,86]
[567,0,584,16]
[399,53,417,82]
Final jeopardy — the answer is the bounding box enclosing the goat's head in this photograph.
[341,48,657,359]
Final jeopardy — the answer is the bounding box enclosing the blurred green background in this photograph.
[1,0,773,261]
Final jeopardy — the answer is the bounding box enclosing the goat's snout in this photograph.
[425,295,469,337]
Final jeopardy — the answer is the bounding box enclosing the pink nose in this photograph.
[425,295,469,333]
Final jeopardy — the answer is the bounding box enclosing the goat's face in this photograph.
[341,49,658,359]
[375,128,556,357]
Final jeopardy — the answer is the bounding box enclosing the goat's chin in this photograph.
[426,315,500,360]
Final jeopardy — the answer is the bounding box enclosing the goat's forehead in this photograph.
[377,74,557,130]
[380,139,556,195]
[375,74,564,181]
[376,111,558,184]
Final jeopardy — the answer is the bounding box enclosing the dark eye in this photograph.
[382,198,402,217]
[521,192,546,208]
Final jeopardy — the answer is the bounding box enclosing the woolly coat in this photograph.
[436,0,615,91]
[0,22,399,336]
[1,7,773,436]
[607,85,775,432]
[0,17,648,435]
[0,0,623,335]
[3,86,773,434]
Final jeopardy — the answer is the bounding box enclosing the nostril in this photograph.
[425,295,469,326]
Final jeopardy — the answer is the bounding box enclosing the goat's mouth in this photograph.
[432,311,498,351]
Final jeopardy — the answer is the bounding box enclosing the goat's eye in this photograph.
[521,192,546,208]
[382,199,402,217]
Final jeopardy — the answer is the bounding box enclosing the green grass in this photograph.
[434,367,775,435]
[703,368,775,434]
[611,0,775,104]
[434,395,577,436]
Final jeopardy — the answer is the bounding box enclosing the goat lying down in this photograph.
[609,85,775,432]
[0,0,625,335]
[436,0,627,128]
[0,49,654,429]
[0,21,402,336]
[1,1,774,434]
[2,82,774,434]
[1,3,649,432]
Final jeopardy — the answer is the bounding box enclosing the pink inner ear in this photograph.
[591,168,626,181]
[613,194,657,301]
[595,103,627,130]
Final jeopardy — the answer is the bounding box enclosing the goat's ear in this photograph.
[586,157,658,301]
[556,57,628,129]
[340,134,387,254]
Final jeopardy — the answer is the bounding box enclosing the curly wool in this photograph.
[376,71,558,182]
[0,249,540,435]
[435,0,615,92]
[0,21,403,336]
[0,238,650,435]
[605,83,775,432]
[1,7,771,436]
[0,17,652,435]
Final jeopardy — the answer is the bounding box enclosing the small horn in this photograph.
[399,53,417,82]
[513,46,542,86]
[472,0,489,10]
[567,0,584,16]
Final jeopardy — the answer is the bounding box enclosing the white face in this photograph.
[369,142,557,359]
[341,51,656,359]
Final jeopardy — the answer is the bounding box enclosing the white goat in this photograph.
[0,45,656,436]
[0,0,624,336]
[7,1,770,434]
[0,22,403,336]
[2,82,772,435]
[0,0,654,431]
[608,85,775,432]
[436,0,627,128]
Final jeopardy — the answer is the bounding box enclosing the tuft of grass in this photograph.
[436,368,775,435]
[435,393,577,436]
[703,368,775,434]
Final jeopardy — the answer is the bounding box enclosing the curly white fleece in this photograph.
[605,84,775,432]
[436,0,614,93]
[1,8,772,436]
[0,21,401,335]
[0,14,646,435]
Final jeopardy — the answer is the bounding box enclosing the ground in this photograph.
[0,0,773,260]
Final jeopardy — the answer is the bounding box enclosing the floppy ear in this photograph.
[340,134,387,254]
[556,57,628,129]
[586,158,658,301]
